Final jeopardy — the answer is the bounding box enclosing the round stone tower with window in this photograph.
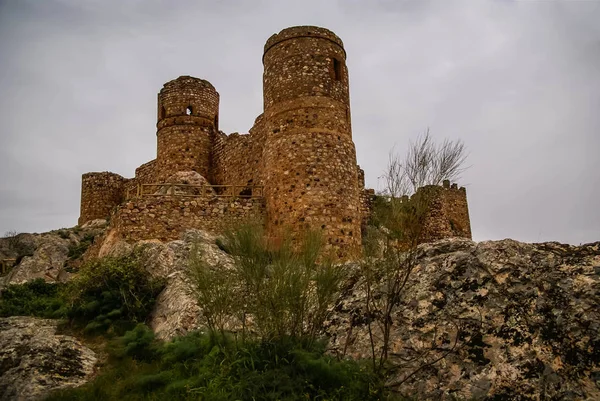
[261,26,362,259]
[155,76,219,182]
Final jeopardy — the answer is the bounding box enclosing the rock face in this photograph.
[325,238,600,400]
[3,224,599,400]
[0,316,97,401]
[92,232,600,399]
[0,221,106,287]
[98,229,234,340]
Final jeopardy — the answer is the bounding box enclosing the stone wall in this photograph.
[360,188,375,229]
[79,172,127,225]
[112,195,265,242]
[418,180,471,242]
[155,76,219,181]
[263,26,349,113]
[261,26,361,260]
[125,159,156,198]
[211,114,267,191]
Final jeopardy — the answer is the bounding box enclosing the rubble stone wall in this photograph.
[155,76,219,181]
[211,115,267,191]
[112,196,266,242]
[79,172,127,225]
[359,188,375,229]
[418,181,471,242]
[262,26,361,259]
[125,159,157,198]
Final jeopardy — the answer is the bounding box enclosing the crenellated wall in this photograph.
[77,26,472,258]
[79,172,127,225]
[417,180,471,242]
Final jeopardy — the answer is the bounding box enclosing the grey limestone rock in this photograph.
[0,316,97,401]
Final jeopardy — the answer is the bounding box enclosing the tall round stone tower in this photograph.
[262,26,361,259]
[155,76,219,182]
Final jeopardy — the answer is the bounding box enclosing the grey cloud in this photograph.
[0,0,598,244]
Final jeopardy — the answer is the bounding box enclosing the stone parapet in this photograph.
[112,196,265,242]
[417,181,471,242]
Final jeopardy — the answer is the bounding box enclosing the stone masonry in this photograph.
[78,25,472,258]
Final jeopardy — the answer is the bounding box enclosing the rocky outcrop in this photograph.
[98,229,234,340]
[0,316,97,401]
[156,171,215,196]
[0,221,106,287]
[117,232,599,399]
[90,231,600,399]
[3,224,598,400]
[0,220,106,287]
[325,238,600,400]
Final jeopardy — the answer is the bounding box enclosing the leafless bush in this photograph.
[362,132,469,388]
[382,129,469,197]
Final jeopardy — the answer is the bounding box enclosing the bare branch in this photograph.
[383,129,469,196]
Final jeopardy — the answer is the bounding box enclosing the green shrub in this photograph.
[63,251,165,334]
[46,328,387,401]
[189,224,347,344]
[67,233,95,260]
[0,279,67,318]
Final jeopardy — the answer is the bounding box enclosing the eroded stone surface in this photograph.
[0,223,107,287]
[0,316,97,401]
[325,238,600,400]
[136,232,600,399]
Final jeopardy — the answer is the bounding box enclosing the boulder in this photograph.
[155,171,215,196]
[325,238,600,400]
[0,316,97,401]
[146,229,234,340]
[0,224,106,287]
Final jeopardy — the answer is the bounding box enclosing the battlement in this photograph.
[415,180,471,243]
[77,26,472,259]
[158,77,219,122]
[264,26,345,57]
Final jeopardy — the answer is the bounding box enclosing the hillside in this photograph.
[0,224,598,400]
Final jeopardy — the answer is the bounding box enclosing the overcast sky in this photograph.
[0,0,598,244]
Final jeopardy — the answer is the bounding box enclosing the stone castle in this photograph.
[78,26,471,259]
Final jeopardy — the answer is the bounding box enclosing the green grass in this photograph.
[0,279,67,318]
[46,326,387,401]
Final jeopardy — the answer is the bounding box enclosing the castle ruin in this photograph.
[78,26,471,259]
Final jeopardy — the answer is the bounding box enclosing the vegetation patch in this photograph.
[67,233,96,261]
[46,326,385,401]
[0,279,67,319]
[63,250,165,335]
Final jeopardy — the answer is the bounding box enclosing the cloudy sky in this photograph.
[0,0,598,244]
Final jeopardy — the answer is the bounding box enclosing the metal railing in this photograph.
[125,183,264,200]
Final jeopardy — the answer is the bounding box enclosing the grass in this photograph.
[45,326,386,401]
[0,279,67,318]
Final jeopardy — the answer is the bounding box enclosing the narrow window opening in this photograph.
[333,58,342,81]
[214,115,219,130]
[159,106,166,119]
[186,106,193,115]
